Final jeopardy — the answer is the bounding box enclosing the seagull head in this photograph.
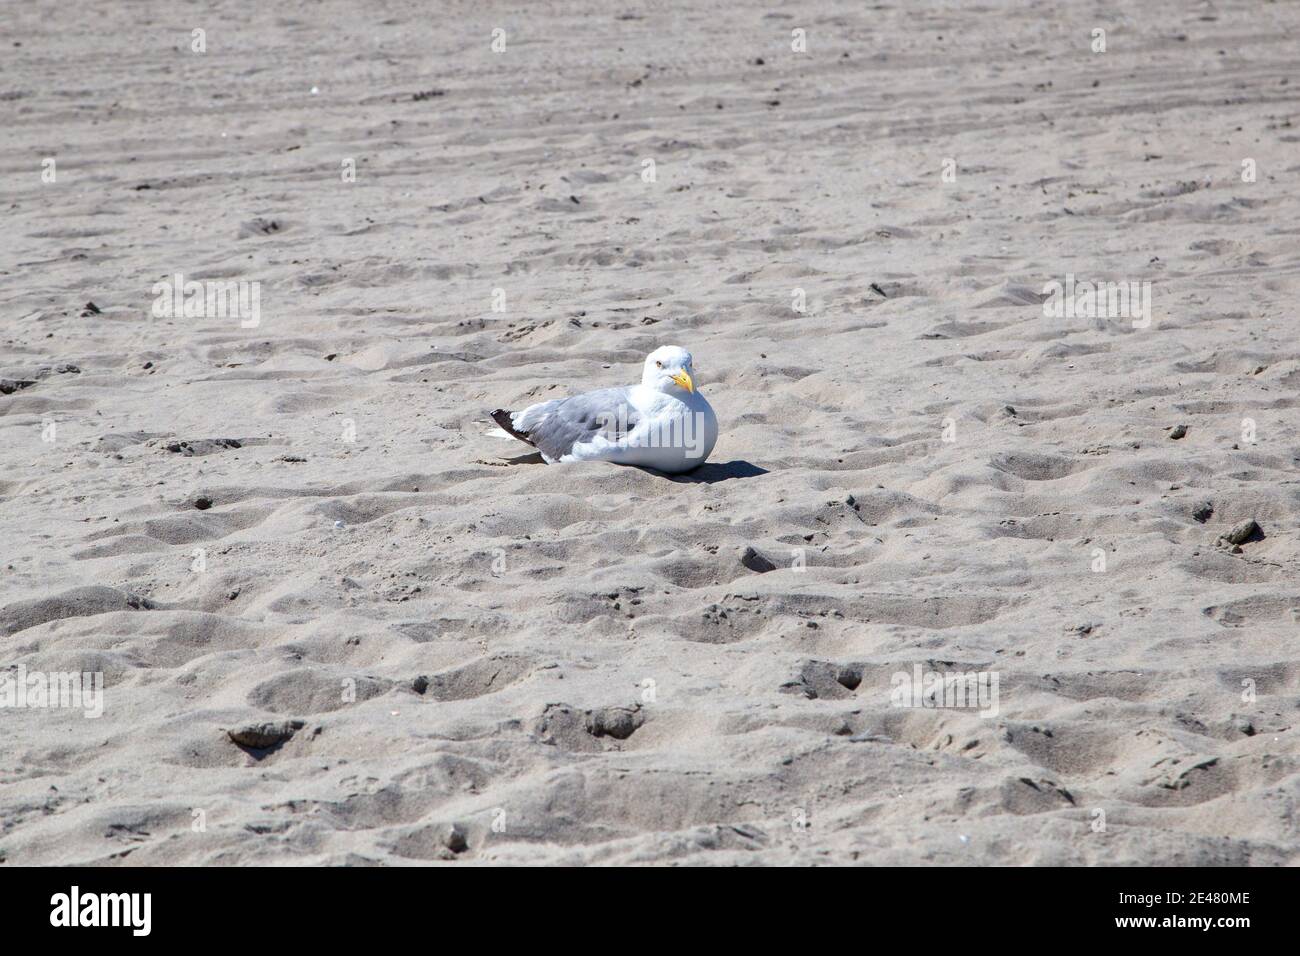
[642,345,696,394]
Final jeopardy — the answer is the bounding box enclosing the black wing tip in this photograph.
[490,408,535,445]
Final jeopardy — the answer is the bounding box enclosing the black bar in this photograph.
[0,866,1281,940]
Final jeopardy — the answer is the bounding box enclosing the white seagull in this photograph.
[490,345,718,474]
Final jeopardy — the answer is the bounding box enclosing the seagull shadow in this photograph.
[658,460,769,484]
[491,453,767,483]
[502,451,546,465]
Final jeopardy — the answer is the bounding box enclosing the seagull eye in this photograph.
[655,361,663,368]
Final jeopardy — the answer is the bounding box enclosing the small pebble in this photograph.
[443,824,468,853]
[1221,518,1260,546]
[740,546,777,573]
[228,719,304,749]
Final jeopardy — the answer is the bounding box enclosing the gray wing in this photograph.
[520,387,640,461]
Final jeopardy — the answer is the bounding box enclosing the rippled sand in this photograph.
[2,0,1298,864]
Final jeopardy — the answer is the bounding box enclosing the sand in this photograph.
[1,0,1298,865]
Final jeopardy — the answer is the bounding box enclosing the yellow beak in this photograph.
[671,369,694,393]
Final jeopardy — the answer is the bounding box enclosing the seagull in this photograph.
[490,345,718,474]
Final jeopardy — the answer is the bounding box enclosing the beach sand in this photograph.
[2,0,1298,864]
